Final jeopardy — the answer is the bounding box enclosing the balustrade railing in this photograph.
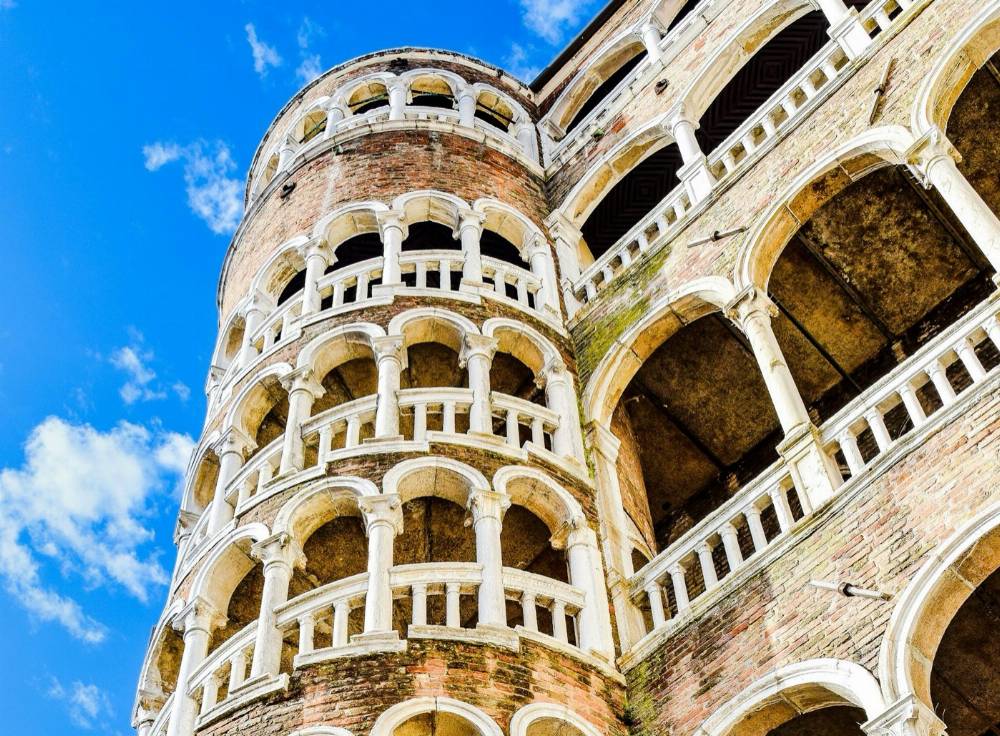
[398,388,474,440]
[570,0,920,313]
[391,562,483,631]
[189,623,257,721]
[482,255,543,312]
[275,572,369,666]
[399,249,464,292]
[491,392,559,452]
[148,693,174,736]
[252,297,303,356]
[314,257,383,311]
[226,436,284,510]
[822,297,1000,480]
[503,567,584,647]
[301,395,379,464]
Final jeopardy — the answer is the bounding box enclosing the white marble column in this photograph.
[468,490,510,628]
[816,0,873,59]
[669,103,715,203]
[514,121,538,160]
[456,209,486,286]
[909,130,1000,274]
[544,213,584,317]
[638,21,663,62]
[248,533,302,679]
[299,238,334,315]
[542,357,584,460]
[461,334,498,435]
[377,211,407,286]
[373,336,405,440]
[237,291,275,369]
[524,234,562,315]
[323,102,347,140]
[560,521,616,659]
[277,368,325,475]
[276,135,296,172]
[457,87,477,127]
[727,288,842,508]
[166,599,221,736]
[358,495,403,638]
[207,428,254,535]
[388,79,407,121]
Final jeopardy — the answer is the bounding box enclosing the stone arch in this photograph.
[482,317,559,376]
[222,362,293,450]
[343,73,395,114]
[296,323,385,377]
[290,99,331,145]
[134,599,186,713]
[272,476,379,544]
[546,25,648,137]
[211,309,246,370]
[180,438,220,513]
[369,696,504,736]
[311,201,388,254]
[696,659,886,736]
[649,0,699,31]
[509,703,603,736]
[388,307,480,354]
[734,127,916,293]
[400,69,464,105]
[879,501,1000,709]
[492,465,584,534]
[190,523,270,615]
[911,0,1000,137]
[471,83,530,132]
[383,456,490,506]
[679,0,816,123]
[249,234,312,302]
[558,113,675,230]
[584,277,736,426]
[473,198,544,261]
[392,190,470,232]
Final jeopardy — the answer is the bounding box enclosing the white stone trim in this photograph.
[369,697,504,736]
[509,702,604,736]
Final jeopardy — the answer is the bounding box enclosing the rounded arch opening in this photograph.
[348,80,389,114]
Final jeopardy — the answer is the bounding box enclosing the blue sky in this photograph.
[0,0,600,732]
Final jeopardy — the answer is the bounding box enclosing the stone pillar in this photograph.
[559,521,616,659]
[909,130,1000,274]
[817,0,873,59]
[456,209,485,286]
[377,211,407,286]
[170,511,199,587]
[166,599,221,736]
[545,213,584,317]
[276,135,296,172]
[863,695,947,736]
[525,234,562,316]
[514,121,537,159]
[358,495,403,639]
[468,490,511,629]
[299,238,334,315]
[727,288,841,508]
[587,422,646,649]
[249,533,302,679]
[277,368,325,475]
[639,22,663,62]
[207,428,254,534]
[388,79,407,121]
[373,336,405,440]
[237,291,275,369]
[542,357,584,460]
[460,334,498,435]
[323,102,347,140]
[457,87,477,127]
[669,104,715,203]
[135,711,155,736]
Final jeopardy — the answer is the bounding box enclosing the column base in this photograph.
[349,630,407,653]
[777,423,843,511]
[828,9,872,59]
[363,435,406,445]
[678,156,716,204]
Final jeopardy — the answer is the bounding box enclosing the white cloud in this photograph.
[47,678,113,729]
[142,142,182,171]
[110,345,164,404]
[245,22,282,77]
[142,140,243,234]
[172,381,191,402]
[0,0,17,10]
[504,43,542,82]
[296,54,323,84]
[518,0,593,45]
[297,16,324,50]
[0,418,193,641]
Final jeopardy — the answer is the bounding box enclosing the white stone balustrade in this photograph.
[482,255,543,311]
[503,567,585,647]
[631,463,805,639]
[398,388,474,440]
[821,295,1000,479]
[187,623,257,725]
[224,437,284,511]
[147,694,173,736]
[569,0,921,314]
[390,562,483,632]
[398,249,462,291]
[314,257,383,311]
[490,392,560,452]
[274,572,370,667]
[250,297,303,357]
[300,395,379,462]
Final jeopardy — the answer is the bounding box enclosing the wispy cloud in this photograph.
[517,0,594,45]
[0,418,193,642]
[143,140,243,234]
[295,17,325,84]
[47,678,113,729]
[245,22,282,77]
[1,0,17,10]
[504,42,542,81]
[108,331,189,405]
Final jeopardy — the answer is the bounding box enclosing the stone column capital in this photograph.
[241,289,276,318]
[454,208,486,237]
[459,334,498,367]
[359,494,404,535]
[666,101,698,131]
[376,209,409,240]
[174,510,201,544]
[372,335,407,366]
[540,117,566,142]
[724,285,778,325]
[467,489,511,523]
[905,126,961,186]
[298,236,334,263]
[251,532,305,571]
[862,695,946,736]
[172,597,224,636]
[544,210,583,244]
[586,421,621,462]
[280,367,326,399]
[550,514,591,549]
[211,426,255,459]
[523,232,550,257]
[457,85,478,103]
